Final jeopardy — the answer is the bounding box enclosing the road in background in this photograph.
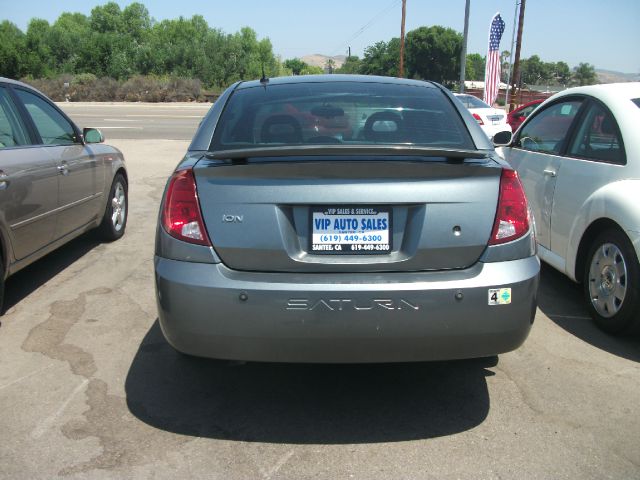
[58,102,211,141]
[0,108,639,478]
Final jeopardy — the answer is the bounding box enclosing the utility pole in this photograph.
[399,0,407,77]
[504,1,519,109]
[509,0,526,112]
[459,0,470,93]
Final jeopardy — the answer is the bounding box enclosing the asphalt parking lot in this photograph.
[0,104,638,479]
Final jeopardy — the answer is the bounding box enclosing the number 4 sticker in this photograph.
[488,288,512,305]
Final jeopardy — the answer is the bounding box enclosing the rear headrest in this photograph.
[600,116,616,136]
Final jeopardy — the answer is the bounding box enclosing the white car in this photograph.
[454,93,512,140]
[497,83,640,334]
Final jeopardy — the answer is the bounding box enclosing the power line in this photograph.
[330,0,401,56]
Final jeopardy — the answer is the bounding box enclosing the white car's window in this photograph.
[517,100,582,154]
[15,89,78,146]
[0,86,29,148]
[568,102,624,164]
[458,95,491,109]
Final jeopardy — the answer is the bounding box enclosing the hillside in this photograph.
[596,69,639,84]
[301,54,347,69]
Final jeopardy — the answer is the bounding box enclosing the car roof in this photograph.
[235,74,438,90]
[0,77,34,88]
[551,82,640,103]
[0,76,47,96]
[513,99,543,111]
[533,82,640,161]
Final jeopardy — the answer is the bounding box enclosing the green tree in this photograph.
[361,38,400,77]
[336,55,362,74]
[465,53,485,81]
[48,12,92,74]
[554,61,571,85]
[0,21,26,78]
[301,64,323,75]
[284,58,308,75]
[519,55,541,85]
[405,26,462,84]
[572,62,597,86]
[24,19,52,78]
[122,2,151,42]
[500,50,510,83]
[90,2,123,33]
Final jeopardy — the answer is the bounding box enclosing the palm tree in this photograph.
[325,58,336,74]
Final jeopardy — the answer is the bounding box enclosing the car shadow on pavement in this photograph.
[2,234,101,314]
[125,321,495,444]
[537,263,640,362]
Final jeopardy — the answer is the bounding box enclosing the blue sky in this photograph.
[2,0,639,73]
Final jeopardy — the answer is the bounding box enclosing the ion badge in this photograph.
[488,288,512,305]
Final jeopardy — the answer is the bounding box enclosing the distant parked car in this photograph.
[454,93,512,140]
[497,82,640,334]
[507,99,543,132]
[0,77,128,310]
[155,75,539,363]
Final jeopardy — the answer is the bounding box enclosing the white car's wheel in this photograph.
[584,229,640,334]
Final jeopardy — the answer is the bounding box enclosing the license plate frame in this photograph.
[309,206,392,255]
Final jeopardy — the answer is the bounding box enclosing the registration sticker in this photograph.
[488,288,512,305]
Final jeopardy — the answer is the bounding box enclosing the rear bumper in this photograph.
[155,256,539,363]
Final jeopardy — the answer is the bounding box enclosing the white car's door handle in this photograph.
[543,169,557,177]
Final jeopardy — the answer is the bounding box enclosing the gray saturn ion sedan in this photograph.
[0,77,128,310]
[155,75,539,363]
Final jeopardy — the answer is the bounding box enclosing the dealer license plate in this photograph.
[310,206,392,255]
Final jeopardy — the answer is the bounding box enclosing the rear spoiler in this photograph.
[207,145,489,163]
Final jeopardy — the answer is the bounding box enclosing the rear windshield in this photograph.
[633,98,640,108]
[456,95,491,109]
[210,81,474,151]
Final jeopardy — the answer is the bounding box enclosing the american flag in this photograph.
[483,12,506,106]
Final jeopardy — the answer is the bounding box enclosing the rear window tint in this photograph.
[210,82,474,151]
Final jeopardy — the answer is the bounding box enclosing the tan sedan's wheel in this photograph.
[98,173,128,241]
[584,229,640,334]
[111,182,127,233]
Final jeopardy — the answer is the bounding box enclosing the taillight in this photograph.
[161,168,211,246]
[472,113,484,125]
[489,169,530,245]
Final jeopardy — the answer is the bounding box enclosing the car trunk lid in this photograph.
[193,155,501,273]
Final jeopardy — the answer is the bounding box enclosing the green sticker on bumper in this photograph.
[488,288,512,305]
